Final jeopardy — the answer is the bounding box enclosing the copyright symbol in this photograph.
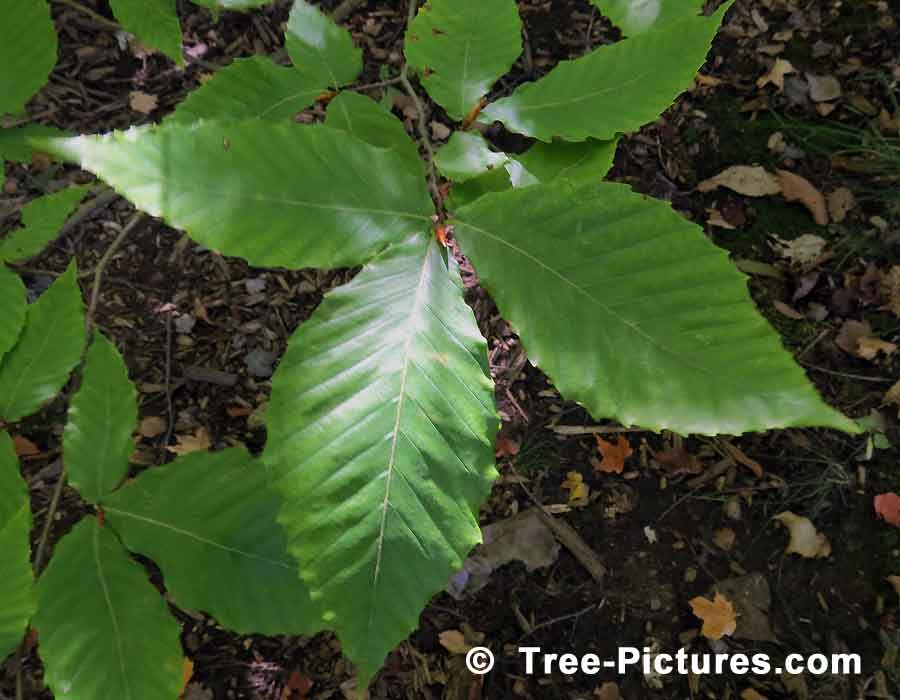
[466,646,495,675]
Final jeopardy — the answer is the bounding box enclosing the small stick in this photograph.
[509,465,607,584]
[86,212,145,332]
[550,424,651,436]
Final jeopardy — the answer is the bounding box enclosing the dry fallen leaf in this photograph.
[776,170,828,225]
[827,187,855,223]
[874,493,900,528]
[178,659,195,699]
[836,320,897,360]
[594,435,633,474]
[697,165,782,196]
[167,427,211,456]
[495,435,520,458]
[741,689,768,700]
[689,592,738,640]
[129,90,158,114]
[281,670,313,700]
[438,629,471,655]
[13,435,41,457]
[883,380,900,416]
[772,234,827,267]
[706,207,736,229]
[772,511,831,558]
[757,58,796,92]
[594,681,621,700]
[880,266,900,317]
[887,575,900,601]
[773,300,804,320]
[806,73,842,102]
[713,527,737,551]
[139,416,167,438]
[653,446,704,475]
[561,470,590,507]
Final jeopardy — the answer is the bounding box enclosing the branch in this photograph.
[398,0,445,222]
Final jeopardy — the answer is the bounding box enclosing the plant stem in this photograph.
[86,211,145,333]
[399,0,445,222]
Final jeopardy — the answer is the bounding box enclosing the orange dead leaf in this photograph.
[690,592,738,640]
[435,223,450,247]
[495,435,520,458]
[138,416,167,438]
[594,681,621,700]
[13,435,41,457]
[874,492,900,528]
[776,170,828,225]
[740,689,768,700]
[594,435,633,474]
[179,659,194,698]
[128,91,158,115]
[281,670,313,700]
[887,575,900,601]
[653,446,704,475]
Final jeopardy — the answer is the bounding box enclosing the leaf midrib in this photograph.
[368,240,433,634]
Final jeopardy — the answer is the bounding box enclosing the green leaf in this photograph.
[453,181,858,435]
[0,0,57,116]
[0,125,70,165]
[405,0,523,120]
[0,263,85,423]
[109,0,183,66]
[104,448,320,636]
[443,136,618,209]
[168,56,324,124]
[325,91,422,172]
[39,122,433,269]
[286,0,361,88]
[0,185,90,263]
[265,233,498,681]
[0,433,34,661]
[516,137,618,183]
[435,132,508,183]
[591,0,705,36]
[482,4,730,141]
[34,518,183,700]
[0,265,27,367]
[63,332,137,504]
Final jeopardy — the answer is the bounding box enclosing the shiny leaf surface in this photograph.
[454,181,858,434]
[64,332,137,504]
[40,123,433,269]
[105,448,320,636]
[405,0,522,120]
[266,233,498,681]
[0,263,85,423]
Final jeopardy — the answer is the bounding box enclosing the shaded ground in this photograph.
[1,0,899,699]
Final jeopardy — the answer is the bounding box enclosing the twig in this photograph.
[518,604,597,642]
[354,76,403,92]
[799,361,895,383]
[32,471,67,575]
[509,465,608,584]
[59,188,118,240]
[550,424,652,436]
[51,0,120,29]
[87,212,145,332]
[399,0,444,221]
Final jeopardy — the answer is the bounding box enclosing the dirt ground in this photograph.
[1,0,899,699]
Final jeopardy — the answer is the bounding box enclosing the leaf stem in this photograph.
[399,0,445,223]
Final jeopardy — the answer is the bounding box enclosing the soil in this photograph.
[1,0,898,699]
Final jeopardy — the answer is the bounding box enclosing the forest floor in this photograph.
[1,0,899,699]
